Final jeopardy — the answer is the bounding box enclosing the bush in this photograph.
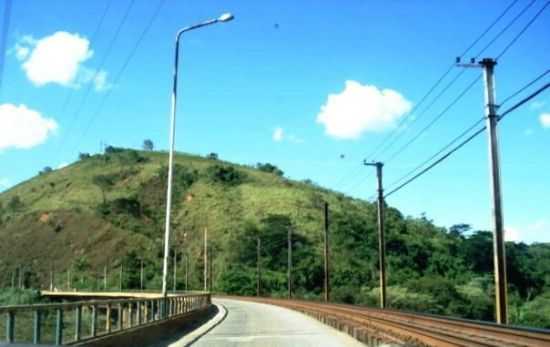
[39,166,53,175]
[0,288,43,305]
[7,195,23,211]
[206,152,219,160]
[79,152,91,160]
[206,165,245,185]
[256,162,284,176]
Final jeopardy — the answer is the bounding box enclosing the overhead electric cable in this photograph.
[384,83,550,199]
[0,0,12,99]
[57,0,114,114]
[58,0,136,157]
[364,0,521,162]
[496,0,550,59]
[77,0,167,143]
[499,69,549,106]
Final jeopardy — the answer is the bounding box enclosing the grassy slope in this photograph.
[0,150,372,288]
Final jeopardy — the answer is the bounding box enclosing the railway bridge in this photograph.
[1,291,549,347]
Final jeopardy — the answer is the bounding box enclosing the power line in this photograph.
[496,0,550,59]
[364,0,521,162]
[58,0,136,158]
[385,117,485,193]
[499,82,550,121]
[0,0,12,99]
[384,83,550,199]
[57,0,114,115]
[499,69,549,106]
[374,0,541,164]
[76,0,167,146]
[474,0,537,57]
[384,74,481,164]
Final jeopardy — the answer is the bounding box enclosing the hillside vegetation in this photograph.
[0,148,549,328]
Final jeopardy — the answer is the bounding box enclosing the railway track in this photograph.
[223,296,550,347]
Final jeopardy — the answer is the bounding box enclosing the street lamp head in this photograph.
[218,13,234,22]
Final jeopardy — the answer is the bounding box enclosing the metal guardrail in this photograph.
[0,293,211,345]
[229,296,550,347]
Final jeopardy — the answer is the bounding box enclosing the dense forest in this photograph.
[0,148,548,328]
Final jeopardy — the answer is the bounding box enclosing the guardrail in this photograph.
[230,297,550,347]
[0,293,210,345]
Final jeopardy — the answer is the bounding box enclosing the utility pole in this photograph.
[204,227,208,292]
[140,259,144,291]
[256,236,261,297]
[103,266,108,290]
[481,58,508,324]
[287,225,292,299]
[119,264,123,291]
[66,268,71,290]
[323,201,330,302]
[173,252,177,292]
[184,253,189,291]
[365,161,387,309]
[49,269,54,291]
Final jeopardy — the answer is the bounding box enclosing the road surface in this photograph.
[187,298,364,347]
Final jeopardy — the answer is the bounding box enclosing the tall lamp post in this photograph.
[162,13,234,297]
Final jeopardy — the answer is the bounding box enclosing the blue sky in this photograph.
[0,0,549,243]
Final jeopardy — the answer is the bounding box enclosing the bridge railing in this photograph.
[0,293,210,345]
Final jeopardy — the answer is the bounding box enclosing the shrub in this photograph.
[79,152,91,160]
[256,162,284,176]
[206,152,219,160]
[206,165,245,185]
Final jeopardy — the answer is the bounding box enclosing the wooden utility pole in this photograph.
[204,227,208,292]
[481,58,508,324]
[140,259,144,291]
[49,269,54,291]
[323,201,330,302]
[365,161,387,309]
[257,237,261,297]
[173,252,177,292]
[103,266,108,290]
[119,264,123,291]
[287,225,292,299]
[184,253,189,291]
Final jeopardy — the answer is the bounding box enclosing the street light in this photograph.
[161,12,234,297]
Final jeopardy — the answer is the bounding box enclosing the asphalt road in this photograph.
[189,298,365,347]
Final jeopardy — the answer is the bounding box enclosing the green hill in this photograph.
[0,148,549,328]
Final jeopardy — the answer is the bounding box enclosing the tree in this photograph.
[7,195,22,211]
[143,139,154,151]
[79,152,91,160]
[39,166,53,175]
[206,152,218,160]
[92,175,114,204]
[256,162,284,176]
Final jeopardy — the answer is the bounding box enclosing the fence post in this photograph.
[6,311,14,343]
[55,308,63,345]
[91,305,97,337]
[75,306,82,341]
[33,310,41,344]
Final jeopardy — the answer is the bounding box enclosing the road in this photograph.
[185,298,364,347]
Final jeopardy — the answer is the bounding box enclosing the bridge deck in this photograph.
[160,298,364,347]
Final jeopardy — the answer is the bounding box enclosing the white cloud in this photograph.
[14,31,110,90]
[539,113,550,128]
[273,127,284,142]
[0,103,58,150]
[56,162,68,169]
[316,80,412,139]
